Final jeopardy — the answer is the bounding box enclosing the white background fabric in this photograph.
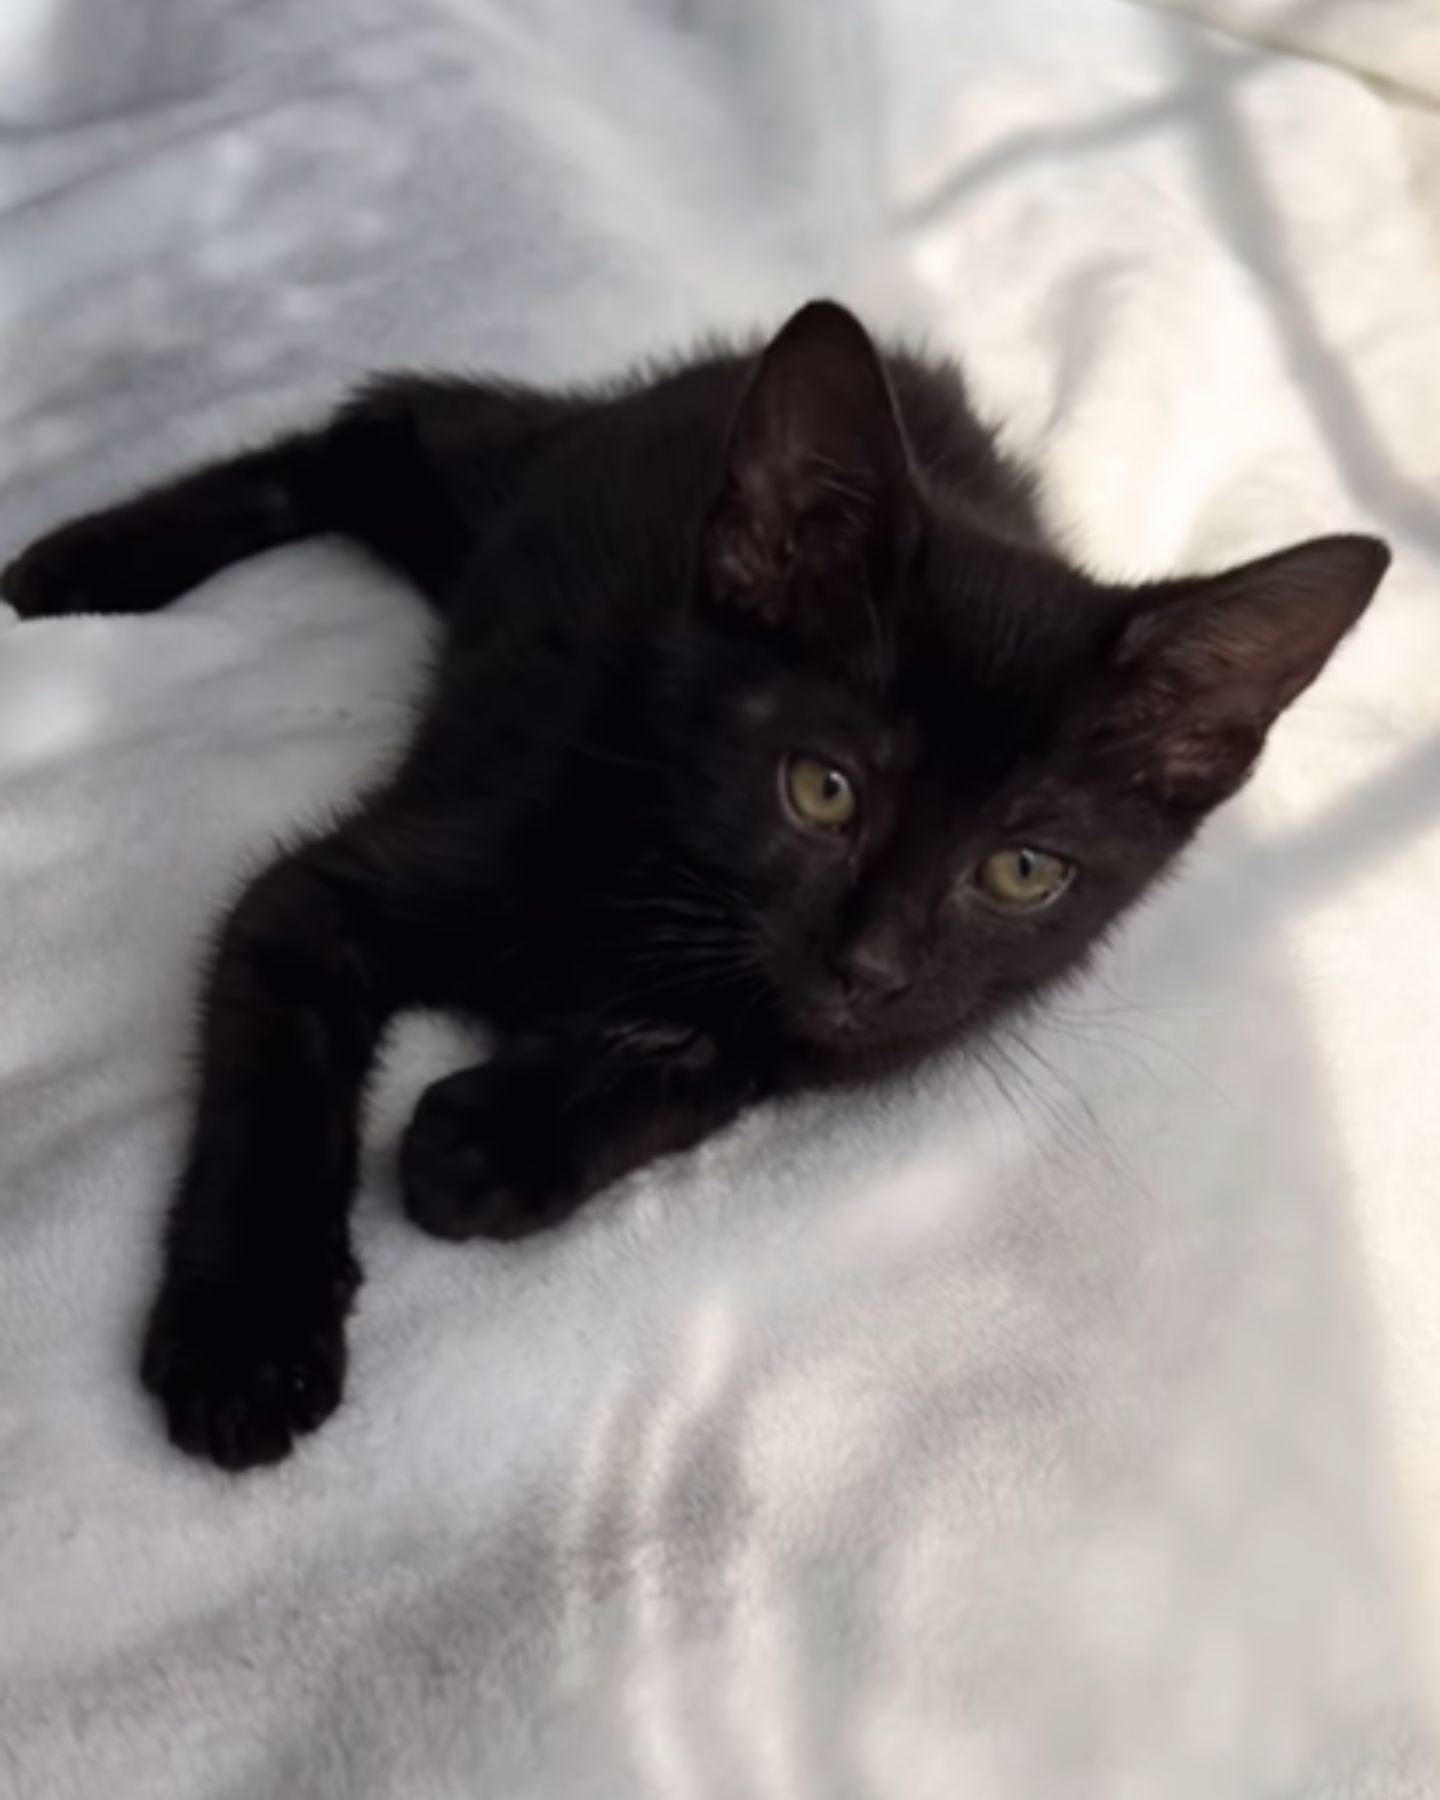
[2,2,1439,1794]
[1136,0,1440,106]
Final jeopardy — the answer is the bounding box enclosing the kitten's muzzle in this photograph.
[792,946,914,1049]
[834,940,911,1003]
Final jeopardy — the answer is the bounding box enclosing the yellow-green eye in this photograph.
[977,846,1074,910]
[783,755,859,833]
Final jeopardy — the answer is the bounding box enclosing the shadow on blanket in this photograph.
[904,0,1440,562]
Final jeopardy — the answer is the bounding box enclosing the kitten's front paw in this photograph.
[140,1253,359,1470]
[401,1067,578,1243]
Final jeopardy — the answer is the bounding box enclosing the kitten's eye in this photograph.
[782,755,859,833]
[976,846,1074,910]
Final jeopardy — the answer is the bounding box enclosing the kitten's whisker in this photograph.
[1044,1014,1237,1113]
[1003,1030,1159,1208]
[981,1037,1094,1169]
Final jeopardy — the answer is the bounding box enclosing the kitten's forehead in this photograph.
[913,528,1110,668]
[896,529,1118,779]
[735,687,782,727]
[717,526,1116,791]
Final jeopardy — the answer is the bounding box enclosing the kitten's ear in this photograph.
[702,300,916,626]
[1109,534,1389,808]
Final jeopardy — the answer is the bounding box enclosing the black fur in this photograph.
[2,301,1388,1469]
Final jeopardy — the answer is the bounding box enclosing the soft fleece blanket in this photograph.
[3,1,1440,1795]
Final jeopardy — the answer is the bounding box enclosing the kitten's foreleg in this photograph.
[139,804,458,1469]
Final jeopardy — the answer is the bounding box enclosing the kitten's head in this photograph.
[663,300,1387,1066]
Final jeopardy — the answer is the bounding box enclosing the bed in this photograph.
[2,1,1438,1792]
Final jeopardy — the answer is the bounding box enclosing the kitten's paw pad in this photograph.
[140,1266,354,1470]
[401,1070,575,1243]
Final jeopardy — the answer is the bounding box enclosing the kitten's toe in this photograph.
[2,536,93,619]
[1,518,131,622]
[401,1069,577,1243]
[3,512,170,618]
[140,1263,354,1470]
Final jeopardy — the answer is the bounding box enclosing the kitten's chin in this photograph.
[781,985,969,1078]
[783,984,861,1043]
[785,994,919,1065]
[793,1010,866,1056]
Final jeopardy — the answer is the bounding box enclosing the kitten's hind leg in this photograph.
[2,438,329,619]
[4,374,562,621]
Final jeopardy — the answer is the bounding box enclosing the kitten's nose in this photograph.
[837,938,911,1002]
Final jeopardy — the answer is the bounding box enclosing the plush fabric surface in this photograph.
[1135,0,1440,104]
[2,2,1439,1794]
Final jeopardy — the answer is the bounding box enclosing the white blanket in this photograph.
[3,2,1439,1794]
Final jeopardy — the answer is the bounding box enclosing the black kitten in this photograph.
[3,301,1387,1470]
